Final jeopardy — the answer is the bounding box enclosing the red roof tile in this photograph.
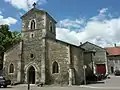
[105,47,120,56]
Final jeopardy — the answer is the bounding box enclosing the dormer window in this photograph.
[30,20,36,30]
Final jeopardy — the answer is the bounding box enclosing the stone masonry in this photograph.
[3,7,84,85]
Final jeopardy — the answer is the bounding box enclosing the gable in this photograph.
[80,42,105,52]
[21,8,57,23]
[21,8,45,19]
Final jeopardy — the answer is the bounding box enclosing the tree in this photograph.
[0,24,21,70]
[0,25,21,51]
[11,31,21,45]
[0,25,12,51]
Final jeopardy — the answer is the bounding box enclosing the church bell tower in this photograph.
[21,3,57,40]
[20,3,57,84]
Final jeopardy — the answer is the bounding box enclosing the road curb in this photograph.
[80,85,120,89]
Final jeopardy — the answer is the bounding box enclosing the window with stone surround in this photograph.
[30,33,34,38]
[30,20,36,30]
[52,61,59,73]
[9,64,14,73]
[30,54,34,58]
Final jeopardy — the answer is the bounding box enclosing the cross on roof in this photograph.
[33,2,36,8]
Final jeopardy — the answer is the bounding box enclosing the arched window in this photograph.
[30,20,35,30]
[49,22,53,32]
[30,33,35,38]
[52,61,59,73]
[30,53,34,58]
[31,34,34,38]
[9,64,14,73]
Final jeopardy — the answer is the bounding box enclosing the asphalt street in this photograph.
[0,75,120,90]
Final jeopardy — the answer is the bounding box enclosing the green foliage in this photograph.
[0,25,21,51]
[11,31,21,43]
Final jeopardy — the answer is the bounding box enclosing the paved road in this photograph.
[0,86,119,90]
[86,75,120,87]
[0,75,120,90]
[81,75,120,89]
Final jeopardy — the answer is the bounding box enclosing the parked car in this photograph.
[114,70,120,76]
[0,76,11,88]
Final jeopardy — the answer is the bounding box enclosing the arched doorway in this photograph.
[28,66,35,84]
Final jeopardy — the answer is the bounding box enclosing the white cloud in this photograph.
[91,8,109,21]
[38,0,47,5]
[0,11,2,14]
[19,12,24,17]
[0,15,17,25]
[57,19,85,29]
[56,8,120,47]
[99,8,108,14]
[4,0,47,11]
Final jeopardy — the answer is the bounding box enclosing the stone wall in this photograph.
[46,39,69,85]
[45,14,56,39]
[81,42,108,75]
[84,52,93,76]
[108,55,120,74]
[71,46,84,85]
[3,43,21,84]
[21,9,45,32]
[21,9,46,84]
[22,35,43,83]
[81,42,106,63]
[93,51,107,64]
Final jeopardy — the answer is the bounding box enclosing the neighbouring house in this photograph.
[3,6,85,85]
[105,45,120,74]
[83,50,95,80]
[80,42,108,76]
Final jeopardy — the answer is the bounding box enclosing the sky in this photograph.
[1,0,120,47]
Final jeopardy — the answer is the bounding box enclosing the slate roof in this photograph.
[105,47,120,56]
[80,41,105,50]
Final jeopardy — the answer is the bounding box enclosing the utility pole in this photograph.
[28,82,30,90]
[83,65,87,85]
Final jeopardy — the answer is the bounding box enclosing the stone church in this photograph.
[3,6,85,85]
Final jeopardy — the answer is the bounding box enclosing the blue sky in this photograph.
[0,0,119,30]
[1,0,120,47]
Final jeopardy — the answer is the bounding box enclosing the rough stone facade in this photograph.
[105,46,120,74]
[80,42,108,75]
[83,51,94,76]
[108,56,120,74]
[3,43,22,83]
[3,7,84,85]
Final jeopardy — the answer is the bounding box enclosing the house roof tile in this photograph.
[105,47,120,56]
